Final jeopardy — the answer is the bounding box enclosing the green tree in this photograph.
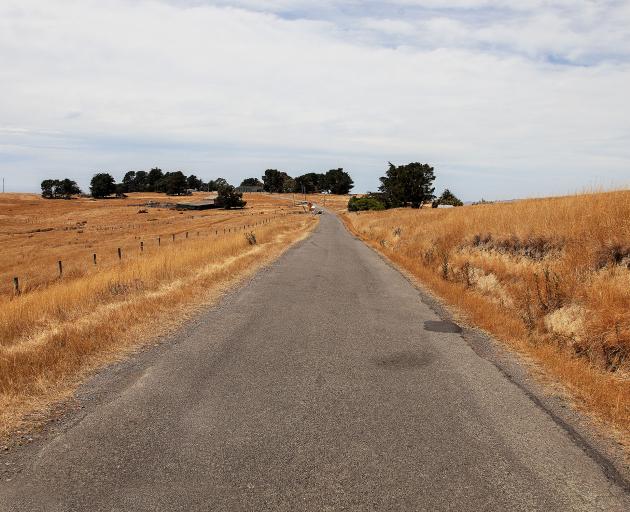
[294,173,326,193]
[147,167,164,192]
[240,177,263,187]
[41,179,82,199]
[204,179,218,192]
[134,170,149,191]
[187,174,203,190]
[58,178,82,198]
[41,179,58,199]
[215,183,246,209]
[90,173,116,198]
[115,183,128,198]
[159,171,188,195]
[435,189,463,207]
[122,171,137,193]
[325,168,354,195]
[262,169,291,193]
[214,178,229,189]
[378,162,435,208]
[282,177,296,193]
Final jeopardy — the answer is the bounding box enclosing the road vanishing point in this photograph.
[1,213,628,511]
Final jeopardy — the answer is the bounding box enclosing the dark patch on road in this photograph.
[424,320,462,333]
[373,351,433,370]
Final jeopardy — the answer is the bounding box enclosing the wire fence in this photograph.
[7,211,309,298]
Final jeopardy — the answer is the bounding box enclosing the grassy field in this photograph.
[0,192,302,296]
[275,192,352,213]
[0,192,316,438]
[342,190,630,442]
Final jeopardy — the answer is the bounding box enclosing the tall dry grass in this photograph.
[0,193,316,437]
[342,190,630,439]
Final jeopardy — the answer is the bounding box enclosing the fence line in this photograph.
[7,212,308,297]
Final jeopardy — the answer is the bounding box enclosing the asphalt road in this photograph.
[1,213,628,511]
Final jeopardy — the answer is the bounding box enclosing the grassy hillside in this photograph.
[343,190,630,440]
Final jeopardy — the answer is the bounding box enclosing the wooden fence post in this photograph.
[186,231,189,239]
[140,241,144,252]
[158,237,161,247]
[118,248,122,260]
[172,234,175,242]
[58,260,63,277]
[13,277,20,295]
[93,253,97,265]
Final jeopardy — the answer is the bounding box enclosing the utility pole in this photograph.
[2,177,4,193]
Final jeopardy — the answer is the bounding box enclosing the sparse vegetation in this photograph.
[245,231,257,245]
[342,190,630,438]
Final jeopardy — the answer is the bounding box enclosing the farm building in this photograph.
[175,200,217,211]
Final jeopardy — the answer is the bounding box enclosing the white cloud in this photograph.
[0,0,629,198]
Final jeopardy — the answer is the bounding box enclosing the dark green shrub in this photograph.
[348,196,386,211]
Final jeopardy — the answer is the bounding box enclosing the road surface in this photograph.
[1,212,628,511]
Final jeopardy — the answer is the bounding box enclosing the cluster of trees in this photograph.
[348,162,462,211]
[117,169,207,196]
[39,163,459,210]
[41,170,248,209]
[41,169,219,199]
[260,168,354,195]
[40,179,82,199]
[41,166,355,200]
[90,170,196,198]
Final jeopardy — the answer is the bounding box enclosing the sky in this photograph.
[1,0,629,199]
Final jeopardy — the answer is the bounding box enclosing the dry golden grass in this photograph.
[0,192,317,438]
[275,193,352,213]
[342,190,630,442]
[0,192,298,296]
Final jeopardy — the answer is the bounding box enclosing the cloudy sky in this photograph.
[1,0,629,199]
